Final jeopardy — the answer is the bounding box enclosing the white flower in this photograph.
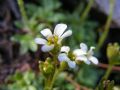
[35,24,72,52]
[60,46,70,54]
[73,43,99,65]
[58,46,76,68]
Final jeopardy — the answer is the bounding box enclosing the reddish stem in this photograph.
[97,63,120,71]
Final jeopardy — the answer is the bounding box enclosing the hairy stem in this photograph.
[97,0,115,51]
[44,68,60,90]
[17,0,28,24]
[80,0,94,23]
[103,65,113,80]
[95,64,113,89]
[44,52,61,90]
[50,69,60,89]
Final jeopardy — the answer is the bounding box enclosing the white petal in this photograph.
[76,55,87,62]
[60,46,70,53]
[80,43,88,52]
[41,45,54,52]
[35,38,47,44]
[76,55,91,65]
[57,39,62,44]
[54,24,67,37]
[73,49,86,56]
[67,61,76,68]
[85,60,91,65]
[58,53,69,62]
[88,46,95,56]
[89,56,99,65]
[60,30,72,39]
[41,28,52,38]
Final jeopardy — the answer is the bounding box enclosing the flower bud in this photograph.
[107,43,120,65]
[46,57,52,63]
[43,61,54,75]
[39,59,54,76]
[60,61,68,70]
[43,64,54,75]
[39,61,44,72]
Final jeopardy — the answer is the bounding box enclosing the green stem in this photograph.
[49,69,60,89]
[95,65,113,89]
[80,0,94,23]
[96,0,115,51]
[44,53,61,90]
[44,75,52,90]
[44,68,61,90]
[103,65,113,80]
[17,0,28,24]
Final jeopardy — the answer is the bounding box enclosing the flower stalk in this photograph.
[97,0,115,51]
[80,0,94,23]
[17,0,28,24]
[103,65,113,80]
[44,66,62,90]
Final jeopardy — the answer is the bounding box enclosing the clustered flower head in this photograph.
[35,23,98,69]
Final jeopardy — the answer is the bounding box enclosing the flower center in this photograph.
[47,35,59,45]
[69,53,76,61]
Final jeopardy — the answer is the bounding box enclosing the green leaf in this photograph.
[65,83,75,90]
[29,40,37,52]
[28,85,36,90]
[14,21,24,29]
[35,24,46,32]
[76,65,103,87]
[42,0,61,10]
[47,13,65,22]
[20,39,29,54]
[23,71,35,85]
[26,4,39,17]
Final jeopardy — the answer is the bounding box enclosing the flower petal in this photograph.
[60,30,72,39]
[85,60,91,65]
[76,55,87,62]
[80,43,88,52]
[35,38,47,44]
[73,49,86,56]
[41,45,54,52]
[60,46,70,54]
[57,39,62,44]
[89,56,98,65]
[41,28,52,38]
[67,61,76,68]
[88,46,95,56]
[58,53,69,62]
[76,55,91,64]
[54,24,67,37]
